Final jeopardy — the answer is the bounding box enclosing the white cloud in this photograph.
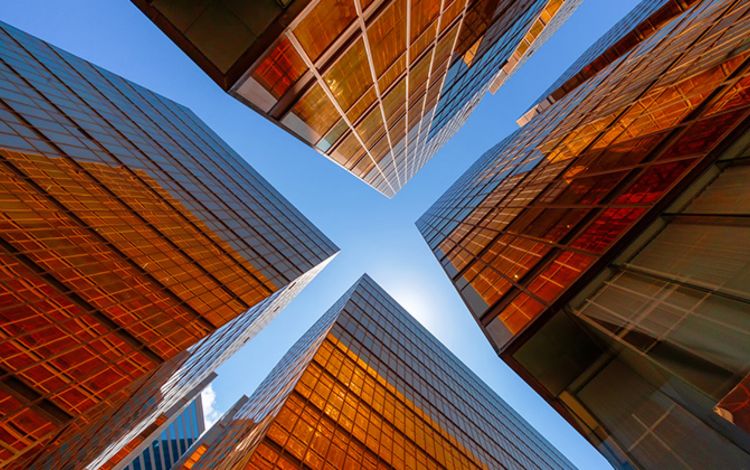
[200,384,223,430]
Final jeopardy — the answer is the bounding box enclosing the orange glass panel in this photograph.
[378,55,406,93]
[323,38,373,112]
[367,0,407,77]
[498,293,545,335]
[251,36,307,99]
[332,131,366,167]
[346,86,377,123]
[410,0,441,42]
[294,0,357,62]
[441,0,465,34]
[291,82,341,138]
[410,22,437,65]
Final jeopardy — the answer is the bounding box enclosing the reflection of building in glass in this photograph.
[0,22,337,469]
[178,275,573,469]
[132,0,580,196]
[418,0,750,467]
[120,390,206,470]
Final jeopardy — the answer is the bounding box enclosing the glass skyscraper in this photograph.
[176,275,573,469]
[0,22,337,468]
[518,0,699,125]
[120,391,206,470]
[419,0,750,467]
[38,263,332,470]
[132,0,580,196]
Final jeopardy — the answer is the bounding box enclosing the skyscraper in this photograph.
[37,262,332,470]
[518,0,700,125]
[176,275,573,469]
[0,22,337,468]
[418,0,750,467]
[132,0,581,196]
[119,388,206,470]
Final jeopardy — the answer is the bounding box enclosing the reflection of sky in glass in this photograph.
[120,397,204,470]
[0,1,645,468]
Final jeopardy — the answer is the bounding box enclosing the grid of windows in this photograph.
[134,0,580,196]
[0,22,337,468]
[519,0,698,125]
[37,254,334,470]
[121,395,205,470]
[513,131,750,468]
[419,0,750,467]
[418,0,750,351]
[180,276,573,469]
[421,0,580,171]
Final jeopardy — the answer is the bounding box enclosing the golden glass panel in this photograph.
[410,0,441,42]
[441,0,465,34]
[378,55,406,96]
[381,78,407,123]
[410,22,438,65]
[323,38,373,112]
[332,131,365,167]
[352,152,377,177]
[346,86,377,124]
[291,82,341,138]
[367,0,406,77]
[293,0,357,62]
[355,106,386,149]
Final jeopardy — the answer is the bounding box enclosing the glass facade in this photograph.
[518,0,698,125]
[133,0,580,196]
[178,275,573,469]
[120,392,206,470]
[0,22,338,468]
[512,135,750,467]
[38,261,333,470]
[418,0,750,467]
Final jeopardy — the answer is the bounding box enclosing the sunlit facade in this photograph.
[132,0,580,196]
[0,22,337,469]
[518,0,699,125]
[418,0,750,467]
[37,261,333,470]
[177,275,573,469]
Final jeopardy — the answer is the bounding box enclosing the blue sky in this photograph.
[1,1,642,468]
